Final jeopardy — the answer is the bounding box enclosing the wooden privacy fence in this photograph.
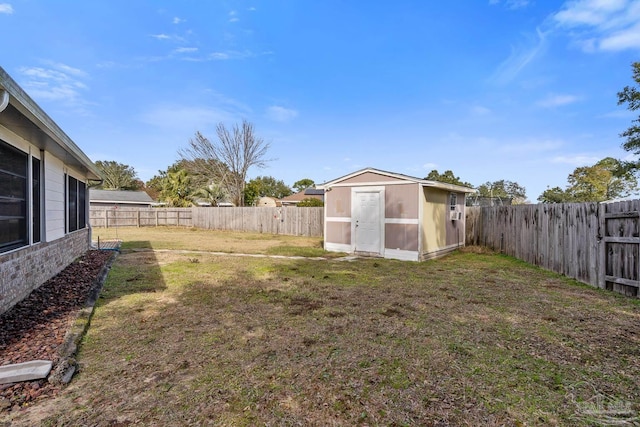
[90,206,324,237]
[466,200,640,298]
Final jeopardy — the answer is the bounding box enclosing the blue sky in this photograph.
[1,0,639,200]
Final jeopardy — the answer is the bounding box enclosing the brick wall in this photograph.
[0,229,90,315]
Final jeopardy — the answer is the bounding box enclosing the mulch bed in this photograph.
[0,250,114,413]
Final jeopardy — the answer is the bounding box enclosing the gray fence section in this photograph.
[466,201,640,297]
[90,207,324,237]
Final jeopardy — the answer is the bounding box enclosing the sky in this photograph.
[1,0,640,201]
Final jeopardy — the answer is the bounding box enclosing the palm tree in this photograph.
[194,183,229,206]
[160,169,193,207]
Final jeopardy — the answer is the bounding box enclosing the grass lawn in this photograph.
[9,228,640,426]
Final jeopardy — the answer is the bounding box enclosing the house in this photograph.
[318,168,476,261]
[0,67,102,315]
[90,189,155,208]
[280,188,325,206]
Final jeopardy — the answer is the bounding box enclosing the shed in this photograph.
[318,168,476,261]
[256,196,280,207]
[0,66,102,315]
[90,189,155,208]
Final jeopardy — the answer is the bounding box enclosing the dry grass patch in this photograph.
[6,247,640,426]
[92,226,327,256]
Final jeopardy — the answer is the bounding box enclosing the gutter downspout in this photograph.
[0,89,9,112]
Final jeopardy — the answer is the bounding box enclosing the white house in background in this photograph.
[0,66,102,315]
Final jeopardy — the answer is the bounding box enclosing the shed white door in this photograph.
[353,189,384,255]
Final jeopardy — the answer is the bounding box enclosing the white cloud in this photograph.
[554,0,628,27]
[139,105,234,132]
[229,10,239,22]
[151,33,171,40]
[536,93,580,108]
[172,17,185,24]
[600,22,640,51]
[0,3,12,14]
[551,154,600,165]
[210,52,230,60]
[471,105,492,115]
[208,50,259,60]
[173,47,198,54]
[489,0,530,9]
[266,105,299,122]
[553,0,640,51]
[500,139,564,153]
[490,27,548,85]
[18,63,92,114]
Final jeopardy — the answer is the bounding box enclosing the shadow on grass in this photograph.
[97,241,166,302]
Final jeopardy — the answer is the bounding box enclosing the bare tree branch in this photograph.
[179,120,272,206]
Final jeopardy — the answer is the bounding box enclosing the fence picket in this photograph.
[89,206,323,237]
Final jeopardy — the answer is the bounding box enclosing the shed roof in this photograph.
[318,167,477,194]
[90,189,155,204]
[0,67,102,181]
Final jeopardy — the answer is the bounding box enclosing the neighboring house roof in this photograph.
[304,188,325,196]
[318,167,477,194]
[90,189,155,205]
[0,67,102,181]
[280,188,325,204]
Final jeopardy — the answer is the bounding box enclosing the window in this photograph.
[450,193,457,210]
[0,140,27,253]
[67,175,87,232]
[32,157,41,243]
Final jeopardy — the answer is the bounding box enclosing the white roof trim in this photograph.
[318,167,476,194]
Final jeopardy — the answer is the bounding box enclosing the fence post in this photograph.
[597,203,606,289]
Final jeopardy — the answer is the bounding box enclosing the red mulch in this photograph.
[0,250,114,412]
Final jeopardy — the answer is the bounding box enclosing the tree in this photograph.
[424,170,473,187]
[297,198,324,207]
[538,186,572,203]
[618,62,640,169]
[179,120,272,206]
[477,180,527,204]
[293,178,315,193]
[243,176,292,206]
[94,160,141,190]
[538,157,637,203]
[160,169,193,207]
[194,183,229,207]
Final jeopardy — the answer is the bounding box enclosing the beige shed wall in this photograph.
[422,187,447,253]
[326,222,351,245]
[386,224,419,251]
[385,183,418,219]
[326,187,351,217]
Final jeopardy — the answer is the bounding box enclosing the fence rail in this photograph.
[89,206,324,237]
[466,201,640,298]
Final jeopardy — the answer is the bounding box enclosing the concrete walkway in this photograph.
[122,247,359,261]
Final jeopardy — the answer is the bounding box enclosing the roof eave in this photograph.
[0,67,102,181]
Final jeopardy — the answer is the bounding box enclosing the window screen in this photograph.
[0,140,27,252]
